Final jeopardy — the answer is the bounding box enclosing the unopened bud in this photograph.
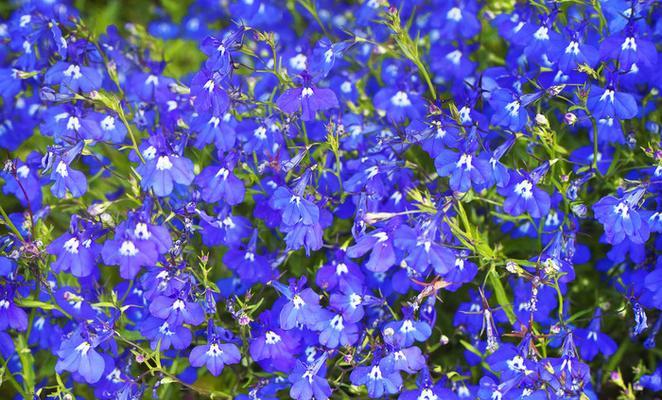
[535,113,549,126]
[564,112,577,125]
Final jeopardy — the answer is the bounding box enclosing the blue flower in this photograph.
[435,144,491,193]
[189,337,241,376]
[101,229,159,279]
[288,355,332,400]
[44,61,102,93]
[489,89,529,131]
[195,161,245,205]
[148,294,205,327]
[136,149,195,197]
[500,170,551,218]
[587,84,638,120]
[572,309,617,361]
[47,226,100,278]
[0,290,27,332]
[373,87,425,123]
[140,316,192,351]
[272,279,323,330]
[276,73,339,121]
[593,187,650,245]
[350,361,402,398]
[316,311,359,348]
[55,330,105,384]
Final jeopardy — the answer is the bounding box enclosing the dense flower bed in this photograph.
[0,0,661,399]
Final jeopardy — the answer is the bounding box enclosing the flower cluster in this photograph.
[0,0,660,399]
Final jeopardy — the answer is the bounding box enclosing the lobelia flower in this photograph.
[315,250,365,291]
[499,163,551,218]
[600,26,658,72]
[44,61,102,93]
[373,86,425,123]
[434,140,491,193]
[0,286,28,331]
[148,291,205,327]
[249,310,301,372]
[190,112,236,150]
[195,157,245,205]
[485,136,516,188]
[288,354,332,400]
[189,329,241,376]
[47,149,88,199]
[136,142,195,197]
[383,308,432,348]
[276,71,338,121]
[572,308,617,361]
[346,222,398,273]
[394,220,455,275]
[223,230,273,284]
[350,359,403,398]
[432,1,481,39]
[315,310,359,349]
[489,89,530,132]
[55,328,105,384]
[309,38,350,79]
[586,83,638,120]
[200,27,247,77]
[191,67,231,114]
[328,279,375,323]
[47,218,101,278]
[101,227,159,279]
[593,187,650,245]
[272,278,324,330]
[550,30,600,72]
[140,316,192,351]
[269,170,320,227]
[2,155,43,210]
[379,346,426,375]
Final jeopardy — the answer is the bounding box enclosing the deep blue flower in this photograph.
[288,355,332,400]
[350,361,402,398]
[593,187,650,245]
[136,148,195,197]
[189,337,241,376]
[276,72,338,121]
[55,329,105,384]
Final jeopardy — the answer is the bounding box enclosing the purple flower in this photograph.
[500,171,551,218]
[136,150,195,197]
[276,73,338,121]
[55,331,105,384]
[148,294,205,327]
[102,231,159,279]
[189,338,241,376]
[289,356,332,400]
[593,187,650,245]
[350,362,402,398]
[44,61,102,93]
[195,162,245,205]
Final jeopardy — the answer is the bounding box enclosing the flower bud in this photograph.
[564,112,577,125]
[535,113,549,126]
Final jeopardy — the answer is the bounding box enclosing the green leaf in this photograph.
[488,267,516,324]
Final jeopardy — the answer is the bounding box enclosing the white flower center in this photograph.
[63,237,80,254]
[63,64,82,80]
[621,37,637,51]
[265,330,281,344]
[390,91,411,107]
[156,156,173,171]
[514,179,533,199]
[101,115,116,131]
[565,41,580,55]
[446,7,462,21]
[119,240,139,257]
